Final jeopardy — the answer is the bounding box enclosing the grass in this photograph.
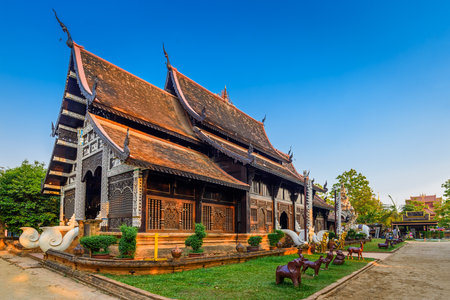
[105,253,372,300]
[347,238,405,252]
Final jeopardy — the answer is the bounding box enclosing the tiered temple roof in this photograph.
[42,41,323,195]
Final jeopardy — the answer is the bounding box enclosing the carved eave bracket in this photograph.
[53,9,73,48]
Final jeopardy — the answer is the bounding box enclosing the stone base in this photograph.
[100,232,273,259]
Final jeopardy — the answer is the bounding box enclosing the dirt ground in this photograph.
[320,241,450,300]
[0,252,117,300]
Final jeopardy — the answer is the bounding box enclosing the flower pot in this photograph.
[188,253,204,258]
[247,246,259,252]
[171,245,182,259]
[236,242,245,253]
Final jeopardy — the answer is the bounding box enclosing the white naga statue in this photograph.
[19,215,79,252]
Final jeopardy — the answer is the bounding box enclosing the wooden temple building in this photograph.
[42,21,331,255]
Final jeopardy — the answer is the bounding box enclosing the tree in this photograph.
[331,169,378,215]
[442,179,450,200]
[401,200,426,213]
[435,179,450,227]
[0,160,60,234]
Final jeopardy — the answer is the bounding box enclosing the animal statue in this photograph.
[377,239,391,249]
[347,241,364,260]
[322,247,335,269]
[332,250,345,265]
[275,258,304,287]
[297,248,309,261]
[336,231,347,250]
[350,224,370,238]
[317,232,329,253]
[302,256,324,277]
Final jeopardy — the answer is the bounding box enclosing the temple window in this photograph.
[202,205,212,230]
[147,198,162,230]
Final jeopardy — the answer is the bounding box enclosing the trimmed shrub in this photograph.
[268,230,285,247]
[118,224,138,258]
[80,235,117,254]
[247,235,263,247]
[347,229,356,240]
[185,223,207,253]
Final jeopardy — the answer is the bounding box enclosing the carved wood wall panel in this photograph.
[63,189,75,219]
[145,196,195,232]
[250,198,273,233]
[202,203,234,233]
[82,151,102,180]
[108,171,133,223]
[58,128,78,144]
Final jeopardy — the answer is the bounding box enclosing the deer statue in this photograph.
[322,246,335,269]
[276,258,304,287]
[347,241,364,260]
[302,256,325,277]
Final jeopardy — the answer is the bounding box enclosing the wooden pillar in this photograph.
[243,168,255,233]
[139,170,149,232]
[195,184,205,224]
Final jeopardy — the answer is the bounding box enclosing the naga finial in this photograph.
[162,43,172,69]
[123,128,130,156]
[262,114,266,124]
[52,9,73,48]
[87,76,98,111]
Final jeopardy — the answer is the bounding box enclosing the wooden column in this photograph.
[195,184,205,224]
[139,170,149,232]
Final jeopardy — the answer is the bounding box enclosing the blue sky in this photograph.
[1,1,449,206]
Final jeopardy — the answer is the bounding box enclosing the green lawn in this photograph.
[105,254,372,300]
[346,238,405,252]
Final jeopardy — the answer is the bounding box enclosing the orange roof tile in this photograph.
[89,113,248,190]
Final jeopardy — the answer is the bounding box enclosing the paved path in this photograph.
[320,242,450,300]
[0,252,117,300]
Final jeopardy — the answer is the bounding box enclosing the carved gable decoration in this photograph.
[82,151,102,180]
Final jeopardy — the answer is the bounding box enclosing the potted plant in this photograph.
[117,224,138,259]
[185,223,207,257]
[80,235,117,258]
[247,235,262,252]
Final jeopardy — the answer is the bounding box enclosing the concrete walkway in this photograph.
[0,251,117,300]
[320,242,450,300]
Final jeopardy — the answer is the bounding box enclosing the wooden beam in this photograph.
[43,190,60,195]
[65,92,86,104]
[44,184,61,190]
[62,109,85,121]
[56,139,77,148]
[49,170,70,177]
[53,156,76,164]
[58,124,78,133]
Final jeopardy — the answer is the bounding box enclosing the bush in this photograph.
[267,230,285,246]
[347,229,356,240]
[328,231,336,239]
[355,232,366,240]
[118,225,138,258]
[439,231,444,239]
[247,235,263,247]
[80,235,116,254]
[267,233,279,247]
[185,223,207,253]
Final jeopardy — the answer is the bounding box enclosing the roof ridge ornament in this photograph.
[51,122,56,137]
[262,114,266,124]
[200,107,206,121]
[247,144,255,162]
[52,9,73,48]
[162,43,172,70]
[123,128,130,159]
[86,76,98,111]
[287,146,293,162]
